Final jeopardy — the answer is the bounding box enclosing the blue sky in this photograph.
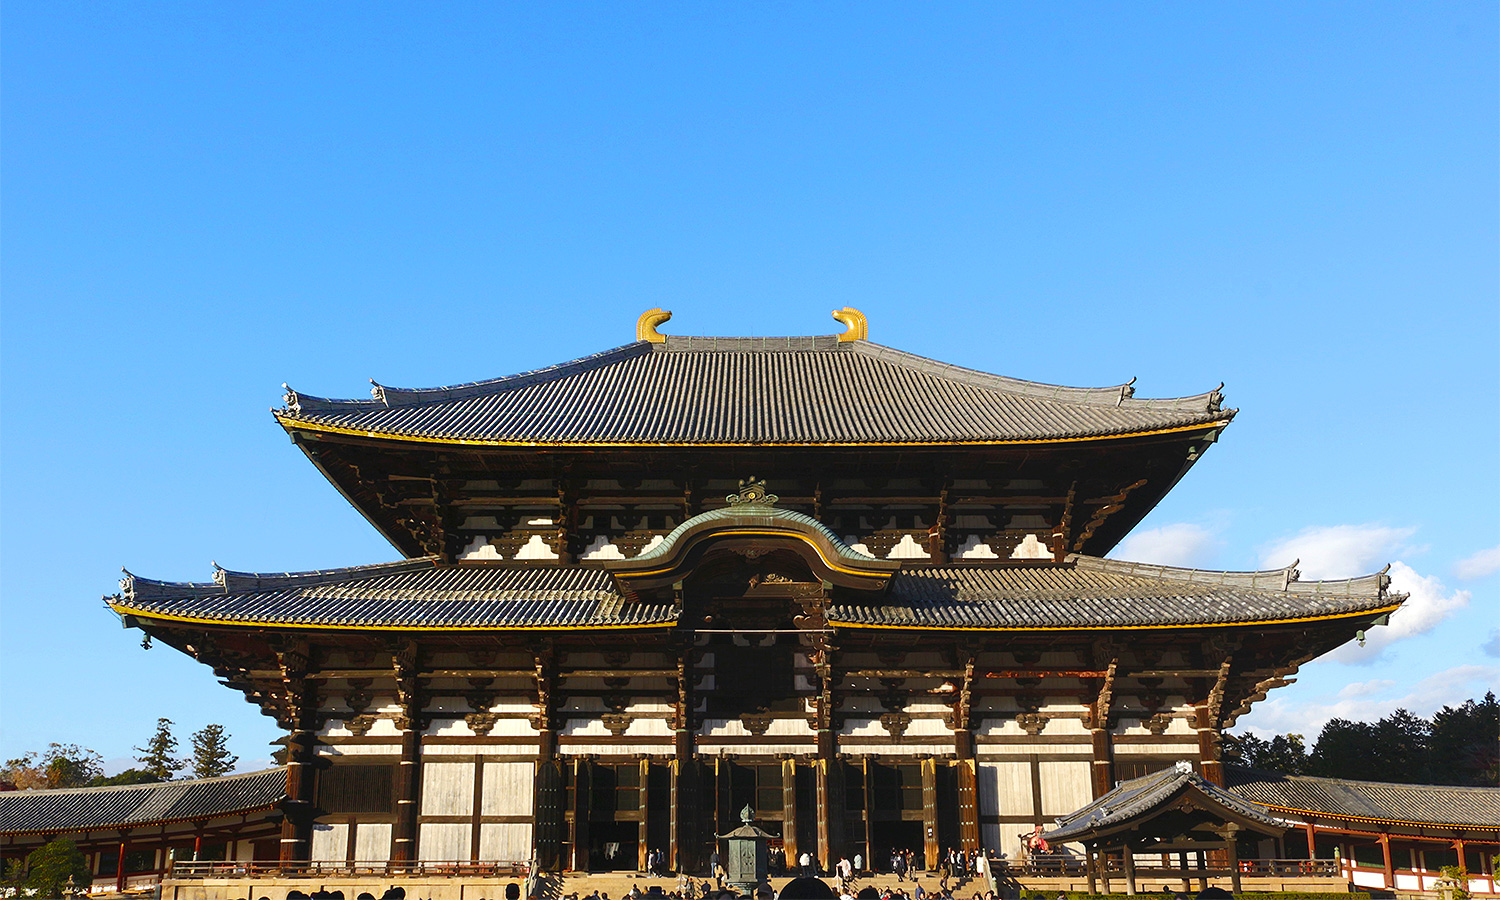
[3,4,1495,773]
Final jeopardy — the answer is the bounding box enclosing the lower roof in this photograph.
[1225,766,1500,831]
[1045,764,1285,843]
[109,554,1399,632]
[0,768,285,836]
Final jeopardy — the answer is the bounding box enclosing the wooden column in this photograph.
[921,758,939,870]
[115,831,129,893]
[952,653,980,852]
[1225,829,1242,894]
[782,758,799,868]
[812,643,841,872]
[861,758,874,872]
[391,644,423,864]
[1124,842,1137,896]
[1086,843,1097,895]
[670,649,698,874]
[278,647,319,865]
[638,757,651,872]
[1304,822,1316,859]
[1088,660,1117,798]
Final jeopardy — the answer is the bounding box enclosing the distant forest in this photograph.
[1222,692,1498,786]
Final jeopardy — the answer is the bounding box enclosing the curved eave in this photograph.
[826,601,1403,632]
[110,601,676,633]
[274,412,1233,449]
[607,526,896,583]
[1254,802,1500,833]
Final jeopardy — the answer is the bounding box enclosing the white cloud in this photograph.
[1258,523,1416,579]
[1328,560,1471,663]
[1483,630,1500,659]
[1336,679,1393,699]
[1111,523,1218,568]
[1238,663,1499,738]
[1455,544,1500,580]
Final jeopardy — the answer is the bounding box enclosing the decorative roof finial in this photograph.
[740,803,754,824]
[637,308,672,343]
[832,307,868,342]
[727,477,778,508]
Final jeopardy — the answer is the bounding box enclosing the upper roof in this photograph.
[1045,764,1287,843]
[277,335,1234,446]
[110,553,1398,632]
[1225,766,1500,830]
[0,768,285,836]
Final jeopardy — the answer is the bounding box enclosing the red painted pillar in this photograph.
[116,832,130,893]
[1304,823,1316,860]
[1379,834,1393,889]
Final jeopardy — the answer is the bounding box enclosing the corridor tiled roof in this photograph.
[277,336,1234,445]
[1225,766,1500,829]
[0,768,285,836]
[110,554,1397,631]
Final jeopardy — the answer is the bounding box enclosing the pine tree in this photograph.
[135,718,184,780]
[189,724,238,778]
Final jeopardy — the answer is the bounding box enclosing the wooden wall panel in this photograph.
[310,823,347,862]
[481,762,536,816]
[355,823,392,861]
[420,761,476,817]
[419,823,470,862]
[480,823,534,862]
[982,760,1034,816]
[1037,760,1092,817]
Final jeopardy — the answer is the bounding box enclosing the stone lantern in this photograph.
[718,805,774,893]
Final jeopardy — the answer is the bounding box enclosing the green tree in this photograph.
[23,838,90,897]
[189,724,238,778]
[1,744,103,789]
[1430,692,1500,785]
[135,717,184,780]
[87,768,164,787]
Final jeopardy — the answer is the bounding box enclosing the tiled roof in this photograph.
[114,559,673,629]
[111,555,1395,631]
[277,336,1234,445]
[831,555,1398,629]
[1045,764,1286,843]
[0,768,285,835]
[1225,766,1500,829]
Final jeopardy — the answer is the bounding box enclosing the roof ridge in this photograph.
[0,767,285,798]
[1073,554,1394,597]
[122,558,441,601]
[849,341,1233,414]
[283,342,655,413]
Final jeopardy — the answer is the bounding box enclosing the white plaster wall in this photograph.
[560,744,672,756]
[703,718,813,737]
[1038,761,1092,817]
[419,823,470,862]
[355,823,392,861]
[698,744,813,757]
[321,744,403,757]
[480,823,534,862]
[481,762,535,816]
[311,823,347,862]
[420,760,475,816]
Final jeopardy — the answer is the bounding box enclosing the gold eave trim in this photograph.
[275,414,1228,449]
[112,603,672,632]
[827,602,1403,632]
[620,528,889,579]
[1257,801,1500,832]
